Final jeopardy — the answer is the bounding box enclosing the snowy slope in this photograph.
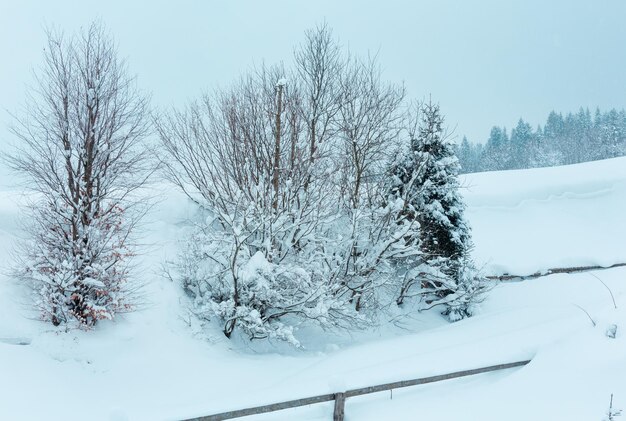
[1,157,626,421]
[462,156,626,276]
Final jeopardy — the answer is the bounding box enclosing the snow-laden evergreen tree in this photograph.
[456,136,475,173]
[509,119,534,169]
[7,23,152,328]
[414,102,470,267]
[481,126,510,171]
[390,102,486,319]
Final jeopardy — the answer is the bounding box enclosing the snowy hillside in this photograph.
[1,157,626,420]
[463,156,626,275]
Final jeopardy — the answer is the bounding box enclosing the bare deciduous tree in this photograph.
[157,61,352,342]
[336,55,406,210]
[330,55,407,312]
[293,23,345,178]
[7,22,152,327]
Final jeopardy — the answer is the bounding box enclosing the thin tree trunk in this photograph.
[273,83,283,210]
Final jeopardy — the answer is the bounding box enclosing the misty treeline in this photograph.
[458,108,626,173]
[6,22,486,344]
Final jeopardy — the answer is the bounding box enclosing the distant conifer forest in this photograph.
[457,108,626,173]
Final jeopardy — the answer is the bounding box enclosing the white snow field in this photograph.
[1,157,626,421]
[464,156,626,275]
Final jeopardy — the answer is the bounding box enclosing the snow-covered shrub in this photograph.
[418,256,489,321]
[332,195,422,314]
[175,181,418,343]
[174,183,376,344]
[7,23,152,328]
[390,252,488,321]
[159,24,486,344]
[180,226,350,346]
[22,202,134,327]
[158,25,412,343]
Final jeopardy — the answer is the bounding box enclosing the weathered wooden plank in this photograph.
[487,262,626,282]
[344,360,531,398]
[183,392,335,421]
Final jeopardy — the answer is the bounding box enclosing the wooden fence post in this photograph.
[333,392,345,421]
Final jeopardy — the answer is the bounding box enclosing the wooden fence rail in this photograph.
[182,359,531,421]
[486,262,626,281]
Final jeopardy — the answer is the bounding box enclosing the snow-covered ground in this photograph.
[1,157,625,421]
[463,156,626,275]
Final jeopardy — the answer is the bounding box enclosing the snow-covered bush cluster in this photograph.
[157,24,488,343]
[6,22,485,340]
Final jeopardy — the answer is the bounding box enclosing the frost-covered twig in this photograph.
[589,273,618,309]
[606,394,622,421]
[572,303,596,327]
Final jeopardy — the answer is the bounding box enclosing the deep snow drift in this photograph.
[1,157,625,420]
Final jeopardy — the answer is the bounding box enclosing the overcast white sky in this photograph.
[1,0,626,150]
